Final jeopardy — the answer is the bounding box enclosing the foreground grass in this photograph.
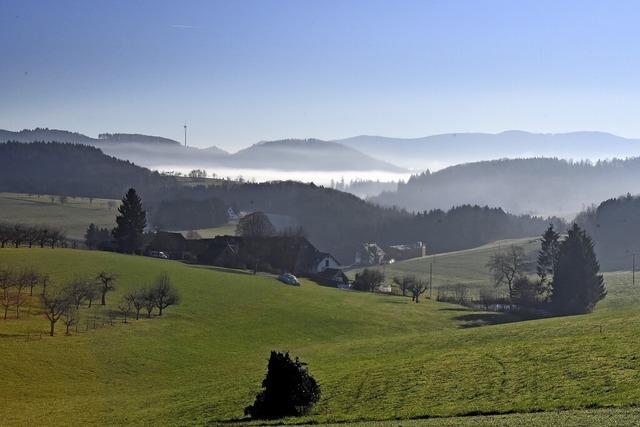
[0,192,117,240]
[0,248,639,425]
[303,407,640,426]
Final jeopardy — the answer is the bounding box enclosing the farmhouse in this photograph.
[147,232,343,277]
[386,241,427,261]
[354,243,386,266]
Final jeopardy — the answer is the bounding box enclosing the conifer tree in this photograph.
[537,224,561,298]
[245,351,320,419]
[112,188,147,254]
[551,223,606,314]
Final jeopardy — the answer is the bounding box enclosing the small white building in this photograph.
[314,252,341,273]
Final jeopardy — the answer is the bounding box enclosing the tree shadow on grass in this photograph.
[438,305,538,328]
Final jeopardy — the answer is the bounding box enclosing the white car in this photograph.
[149,251,169,259]
[278,273,300,286]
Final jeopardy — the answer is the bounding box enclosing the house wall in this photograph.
[316,256,340,273]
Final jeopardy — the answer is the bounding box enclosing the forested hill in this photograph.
[97,133,181,145]
[0,142,564,261]
[372,157,640,217]
[228,139,405,172]
[576,194,640,270]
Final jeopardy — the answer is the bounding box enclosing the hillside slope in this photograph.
[371,157,640,217]
[0,248,639,425]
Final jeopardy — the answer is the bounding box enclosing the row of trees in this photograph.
[0,223,66,249]
[119,273,181,321]
[8,267,179,336]
[352,269,431,303]
[487,223,606,315]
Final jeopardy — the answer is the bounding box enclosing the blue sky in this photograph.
[2,0,640,150]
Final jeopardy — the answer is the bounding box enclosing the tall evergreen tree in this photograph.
[112,188,147,254]
[537,224,561,292]
[551,224,606,315]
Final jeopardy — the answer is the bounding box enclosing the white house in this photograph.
[314,252,341,273]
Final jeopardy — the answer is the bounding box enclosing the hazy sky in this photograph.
[2,0,640,151]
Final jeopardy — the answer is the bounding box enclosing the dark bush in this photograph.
[244,351,321,419]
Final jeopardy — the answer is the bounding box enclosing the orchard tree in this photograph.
[96,271,116,305]
[41,291,69,336]
[152,273,180,316]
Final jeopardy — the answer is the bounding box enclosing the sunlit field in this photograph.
[0,247,638,425]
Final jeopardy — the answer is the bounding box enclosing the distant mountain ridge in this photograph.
[336,131,640,170]
[0,129,405,172]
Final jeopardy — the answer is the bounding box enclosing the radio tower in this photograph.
[183,123,187,147]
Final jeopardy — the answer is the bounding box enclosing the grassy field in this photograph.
[0,192,118,240]
[172,220,238,238]
[348,237,542,294]
[1,247,640,425]
[0,192,239,241]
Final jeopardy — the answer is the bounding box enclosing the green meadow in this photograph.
[0,192,118,240]
[1,247,639,425]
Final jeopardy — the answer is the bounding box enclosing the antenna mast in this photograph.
[184,123,187,147]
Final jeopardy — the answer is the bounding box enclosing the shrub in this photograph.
[244,351,321,419]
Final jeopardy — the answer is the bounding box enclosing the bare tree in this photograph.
[236,212,275,237]
[125,290,145,320]
[22,268,40,296]
[61,305,79,335]
[14,268,35,318]
[117,298,132,323]
[41,291,69,336]
[393,275,416,297]
[96,271,116,305]
[40,273,50,297]
[0,268,15,320]
[64,278,91,309]
[143,287,156,318]
[152,273,181,316]
[486,245,526,298]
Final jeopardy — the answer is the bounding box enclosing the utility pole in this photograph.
[429,262,433,299]
[184,123,187,147]
[633,253,636,286]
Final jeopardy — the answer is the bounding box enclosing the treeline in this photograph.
[1,142,565,262]
[0,223,66,248]
[372,157,640,216]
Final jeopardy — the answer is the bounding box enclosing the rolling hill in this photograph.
[1,247,639,425]
[371,157,640,217]
[228,138,405,172]
[337,131,640,171]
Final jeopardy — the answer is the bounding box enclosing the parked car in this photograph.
[149,250,169,259]
[278,273,300,286]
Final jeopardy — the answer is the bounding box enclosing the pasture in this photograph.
[1,247,639,425]
[0,192,118,240]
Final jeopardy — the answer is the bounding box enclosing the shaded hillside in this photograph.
[338,131,640,170]
[0,142,562,261]
[576,194,640,271]
[228,139,405,172]
[0,128,229,169]
[371,157,640,217]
